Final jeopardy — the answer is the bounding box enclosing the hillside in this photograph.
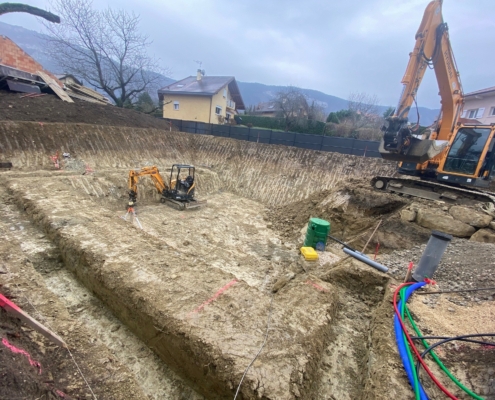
[237,81,440,125]
[0,21,439,125]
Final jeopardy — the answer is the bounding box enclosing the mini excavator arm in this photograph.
[127,166,169,207]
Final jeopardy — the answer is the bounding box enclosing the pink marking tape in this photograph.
[0,294,21,311]
[305,280,329,293]
[190,279,238,315]
[2,337,42,374]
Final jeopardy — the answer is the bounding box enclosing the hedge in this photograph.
[240,115,326,135]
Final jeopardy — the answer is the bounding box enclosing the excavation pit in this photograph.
[5,174,342,399]
[1,119,493,399]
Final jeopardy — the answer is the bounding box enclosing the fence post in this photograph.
[293,132,297,147]
[351,138,355,155]
[228,125,231,138]
[320,134,324,151]
[195,121,198,134]
[248,126,251,142]
[269,130,272,144]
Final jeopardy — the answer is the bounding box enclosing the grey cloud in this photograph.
[2,0,494,109]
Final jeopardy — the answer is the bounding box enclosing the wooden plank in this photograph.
[0,293,67,348]
[72,83,106,99]
[67,83,107,101]
[37,70,74,103]
[66,90,108,105]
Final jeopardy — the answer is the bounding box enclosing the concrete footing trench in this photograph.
[1,121,494,399]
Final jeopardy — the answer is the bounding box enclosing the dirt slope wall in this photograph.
[0,121,396,206]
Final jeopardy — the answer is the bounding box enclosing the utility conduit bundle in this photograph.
[393,282,490,400]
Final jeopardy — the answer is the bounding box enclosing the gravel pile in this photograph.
[382,238,495,303]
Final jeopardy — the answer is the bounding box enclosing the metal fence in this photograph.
[166,119,381,158]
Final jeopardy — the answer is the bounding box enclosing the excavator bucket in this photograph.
[378,137,447,164]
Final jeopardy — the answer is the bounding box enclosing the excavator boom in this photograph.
[380,0,463,163]
[128,167,168,195]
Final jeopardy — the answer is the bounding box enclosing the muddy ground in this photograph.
[1,168,493,399]
[0,93,493,399]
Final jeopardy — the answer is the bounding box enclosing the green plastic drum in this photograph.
[304,218,331,249]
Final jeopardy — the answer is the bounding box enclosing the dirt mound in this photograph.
[0,90,173,130]
[266,178,431,249]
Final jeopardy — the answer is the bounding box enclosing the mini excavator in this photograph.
[127,164,206,210]
[374,0,495,205]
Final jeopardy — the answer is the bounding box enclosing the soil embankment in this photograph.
[1,98,493,398]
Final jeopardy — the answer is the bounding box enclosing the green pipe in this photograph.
[404,301,484,399]
[400,287,421,400]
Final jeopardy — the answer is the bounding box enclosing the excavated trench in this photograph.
[1,121,492,399]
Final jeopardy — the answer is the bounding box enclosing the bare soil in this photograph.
[0,90,173,130]
[0,92,493,399]
[265,178,431,250]
[0,186,149,400]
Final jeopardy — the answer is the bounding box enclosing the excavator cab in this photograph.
[167,164,196,201]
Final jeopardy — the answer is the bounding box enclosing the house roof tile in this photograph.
[464,86,495,97]
[158,75,245,109]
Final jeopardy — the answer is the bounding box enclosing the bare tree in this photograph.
[347,92,381,130]
[308,100,327,122]
[43,0,168,107]
[0,3,60,22]
[274,86,309,131]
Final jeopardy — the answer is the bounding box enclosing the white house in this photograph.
[461,86,495,124]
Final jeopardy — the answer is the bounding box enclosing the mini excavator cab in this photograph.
[166,164,196,202]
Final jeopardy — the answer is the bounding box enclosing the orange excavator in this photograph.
[128,164,206,210]
[374,0,495,204]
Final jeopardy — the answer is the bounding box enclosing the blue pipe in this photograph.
[394,282,428,400]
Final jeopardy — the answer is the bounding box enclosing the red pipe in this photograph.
[393,283,459,399]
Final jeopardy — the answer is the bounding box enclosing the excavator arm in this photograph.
[128,166,169,207]
[380,0,463,163]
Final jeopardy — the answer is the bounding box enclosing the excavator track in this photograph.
[371,176,495,205]
[160,197,207,211]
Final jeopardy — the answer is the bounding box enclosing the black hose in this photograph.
[415,334,495,378]
[411,336,495,347]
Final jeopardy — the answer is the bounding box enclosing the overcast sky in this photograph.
[2,0,494,108]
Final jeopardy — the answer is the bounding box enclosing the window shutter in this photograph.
[476,108,485,118]
[461,109,468,118]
